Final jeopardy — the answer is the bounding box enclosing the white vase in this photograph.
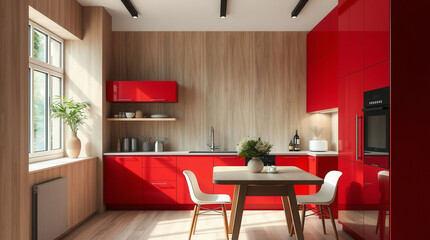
[67,131,81,158]
[247,157,264,173]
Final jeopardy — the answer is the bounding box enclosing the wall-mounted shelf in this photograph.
[107,118,177,122]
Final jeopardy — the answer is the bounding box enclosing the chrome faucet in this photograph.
[207,126,219,151]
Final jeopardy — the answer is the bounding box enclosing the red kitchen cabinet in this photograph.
[364,60,390,92]
[338,71,363,162]
[364,0,390,68]
[338,0,364,77]
[104,156,143,204]
[177,156,214,204]
[106,81,178,102]
[107,81,142,102]
[306,7,338,113]
[213,156,244,209]
[308,156,339,218]
[276,155,309,195]
[141,81,177,102]
[338,159,364,240]
[141,157,177,205]
[307,48,339,113]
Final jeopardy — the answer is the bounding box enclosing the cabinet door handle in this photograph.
[117,157,134,159]
[364,183,372,185]
[151,157,169,159]
[151,183,168,185]
[218,157,236,159]
[118,99,133,101]
[356,114,359,162]
[152,99,166,101]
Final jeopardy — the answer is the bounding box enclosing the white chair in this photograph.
[290,170,343,240]
[183,170,231,240]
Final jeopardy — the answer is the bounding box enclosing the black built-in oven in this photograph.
[362,87,390,168]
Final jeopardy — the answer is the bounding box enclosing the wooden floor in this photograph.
[62,210,355,240]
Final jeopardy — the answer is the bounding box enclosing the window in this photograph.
[29,21,64,162]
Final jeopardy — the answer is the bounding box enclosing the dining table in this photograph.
[213,166,324,240]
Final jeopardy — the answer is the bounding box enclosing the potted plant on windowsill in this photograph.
[237,137,273,173]
[50,96,89,158]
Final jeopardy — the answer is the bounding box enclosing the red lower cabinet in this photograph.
[308,156,339,218]
[104,156,143,205]
[213,156,244,209]
[276,155,309,195]
[176,156,214,204]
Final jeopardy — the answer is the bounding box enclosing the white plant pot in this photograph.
[247,157,264,173]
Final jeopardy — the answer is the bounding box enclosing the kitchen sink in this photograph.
[188,150,237,154]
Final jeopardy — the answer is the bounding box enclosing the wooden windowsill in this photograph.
[29,156,96,173]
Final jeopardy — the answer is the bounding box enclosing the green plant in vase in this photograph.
[237,137,273,173]
[50,96,89,158]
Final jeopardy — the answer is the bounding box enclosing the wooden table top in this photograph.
[213,166,324,185]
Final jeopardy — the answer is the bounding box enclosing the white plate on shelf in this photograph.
[266,170,279,174]
[150,114,169,118]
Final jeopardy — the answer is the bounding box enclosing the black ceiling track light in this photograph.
[121,0,138,18]
[291,0,309,18]
[220,0,227,18]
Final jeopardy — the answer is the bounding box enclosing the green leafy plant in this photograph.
[236,137,273,159]
[50,96,89,132]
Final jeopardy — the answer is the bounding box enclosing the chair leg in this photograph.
[328,206,339,240]
[320,205,326,234]
[192,205,200,235]
[188,205,198,240]
[301,204,306,234]
[221,204,230,240]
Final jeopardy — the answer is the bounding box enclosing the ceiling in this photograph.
[77,0,337,31]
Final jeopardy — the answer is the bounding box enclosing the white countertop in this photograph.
[103,151,338,157]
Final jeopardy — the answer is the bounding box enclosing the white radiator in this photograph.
[32,177,69,240]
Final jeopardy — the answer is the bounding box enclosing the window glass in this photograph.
[51,76,62,150]
[51,38,62,68]
[33,29,48,63]
[33,70,48,152]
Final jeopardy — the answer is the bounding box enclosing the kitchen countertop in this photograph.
[103,150,338,157]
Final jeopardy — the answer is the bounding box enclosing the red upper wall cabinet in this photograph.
[141,81,177,102]
[107,81,178,102]
[338,0,364,77]
[364,0,390,68]
[107,81,143,102]
[306,7,338,113]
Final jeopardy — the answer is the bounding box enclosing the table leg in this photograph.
[229,185,240,234]
[281,196,295,235]
[231,184,247,240]
[286,185,304,240]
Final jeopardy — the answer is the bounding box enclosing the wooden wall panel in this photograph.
[109,32,333,152]
[65,6,112,212]
[29,0,82,39]
[28,158,97,237]
[0,0,30,239]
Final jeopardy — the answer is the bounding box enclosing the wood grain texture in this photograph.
[0,0,30,239]
[28,0,82,39]
[109,32,333,152]
[65,6,112,212]
[62,210,354,240]
[28,158,97,237]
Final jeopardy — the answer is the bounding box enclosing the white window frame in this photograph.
[29,21,65,163]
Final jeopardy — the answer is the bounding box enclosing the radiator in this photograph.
[32,177,69,240]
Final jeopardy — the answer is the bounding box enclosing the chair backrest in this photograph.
[183,170,205,204]
[317,170,343,205]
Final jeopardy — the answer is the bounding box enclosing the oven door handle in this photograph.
[362,106,388,112]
